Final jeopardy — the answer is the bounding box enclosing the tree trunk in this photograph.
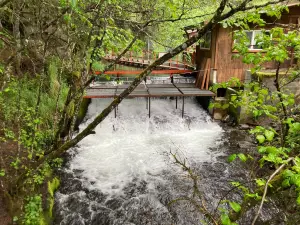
[13,0,21,76]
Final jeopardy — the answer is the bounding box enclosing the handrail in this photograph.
[104,49,195,68]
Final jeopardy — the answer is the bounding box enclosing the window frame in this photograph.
[233,29,271,52]
[199,31,212,50]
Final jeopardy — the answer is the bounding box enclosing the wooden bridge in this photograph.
[103,50,195,71]
[100,50,211,90]
[84,51,213,117]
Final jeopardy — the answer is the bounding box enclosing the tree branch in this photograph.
[251,157,293,225]
[12,0,289,194]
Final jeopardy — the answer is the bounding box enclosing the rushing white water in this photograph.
[56,97,224,224]
[69,98,223,195]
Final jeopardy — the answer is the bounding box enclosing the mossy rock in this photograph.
[255,71,292,78]
[74,98,91,131]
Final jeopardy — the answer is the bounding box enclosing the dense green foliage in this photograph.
[0,0,296,224]
[210,26,300,224]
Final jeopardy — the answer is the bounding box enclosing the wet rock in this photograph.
[105,198,124,210]
[91,210,111,225]
[157,192,172,205]
[237,141,255,150]
[91,204,110,212]
[59,178,83,194]
[86,189,107,202]
[123,180,147,197]
[239,124,250,130]
[61,214,85,225]
[222,114,230,123]
[66,195,91,219]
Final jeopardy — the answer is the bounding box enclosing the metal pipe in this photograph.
[148,97,151,118]
[146,97,148,109]
[182,96,185,118]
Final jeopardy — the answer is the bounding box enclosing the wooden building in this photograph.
[187,3,300,84]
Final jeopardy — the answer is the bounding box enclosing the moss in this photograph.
[75,98,91,130]
[256,71,292,78]
[47,177,60,218]
[47,177,60,198]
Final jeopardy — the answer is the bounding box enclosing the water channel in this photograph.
[54,96,235,224]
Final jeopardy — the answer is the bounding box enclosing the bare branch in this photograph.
[251,157,293,225]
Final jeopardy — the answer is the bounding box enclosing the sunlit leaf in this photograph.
[255,178,266,187]
[221,214,231,225]
[238,153,247,162]
[229,201,241,213]
[264,130,274,141]
[256,135,265,144]
[0,169,5,177]
[228,154,237,163]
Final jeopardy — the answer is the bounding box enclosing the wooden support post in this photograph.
[146,97,148,110]
[148,97,151,118]
[114,106,117,118]
[182,96,185,118]
[201,58,211,90]
[176,96,178,109]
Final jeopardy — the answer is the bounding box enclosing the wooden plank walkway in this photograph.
[84,83,214,99]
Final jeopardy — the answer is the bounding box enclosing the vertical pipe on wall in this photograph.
[148,97,151,118]
[182,97,185,118]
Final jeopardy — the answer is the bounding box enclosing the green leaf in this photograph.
[297,195,300,205]
[255,178,266,187]
[256,135,265,144]
[228,154,237,163]
[4,88,10,93]
[231,95,237,101]
[264,130,274,141]
[282,179,290,188]
[222,103,230,109]
[245,193,262,200]
[282,169,294,179]
[221,214,231,225]
[238,153,247,162]
[229,201,241,213]
[71,0,77,8]
[0,169,5,177]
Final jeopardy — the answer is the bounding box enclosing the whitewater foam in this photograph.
[67,98,223,196]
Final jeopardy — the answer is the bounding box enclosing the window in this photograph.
[200,31,211,49]
[240,30,270,50]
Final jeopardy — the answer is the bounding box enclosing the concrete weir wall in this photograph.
[196,96,212,110]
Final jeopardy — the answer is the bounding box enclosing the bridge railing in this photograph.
[106,49,195,69]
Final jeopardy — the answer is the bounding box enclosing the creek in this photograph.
[54,97,259,225]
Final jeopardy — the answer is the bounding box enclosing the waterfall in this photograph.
[55,98,224,225]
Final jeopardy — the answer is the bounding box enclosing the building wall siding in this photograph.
[196,5,300,84]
